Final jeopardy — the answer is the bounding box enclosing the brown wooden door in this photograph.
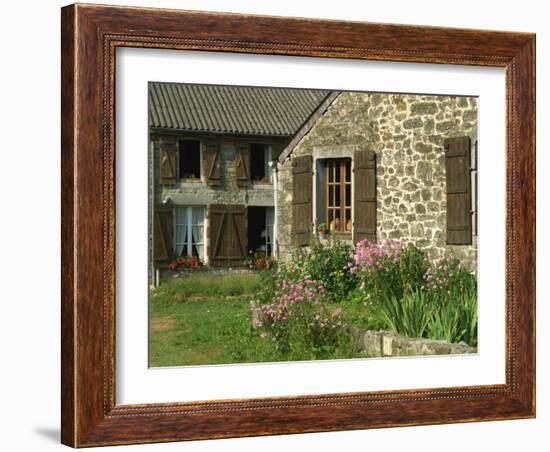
[209,204,246,267]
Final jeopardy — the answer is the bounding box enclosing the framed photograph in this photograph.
[61,3,535,447]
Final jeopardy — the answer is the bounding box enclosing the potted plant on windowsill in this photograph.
[318,223,328,240]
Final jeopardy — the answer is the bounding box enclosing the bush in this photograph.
[350,240,428,303]
[350,241,478,346]
[423,255,476,299]
[302,238,357,300]
[250,275,352,359]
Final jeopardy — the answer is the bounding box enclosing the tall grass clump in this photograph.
[153,272,263,303]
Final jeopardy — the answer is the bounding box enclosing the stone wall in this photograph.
[153,136,277,207]
[150,133,283,271]
[353,328,476,357]
[277,92,478,270]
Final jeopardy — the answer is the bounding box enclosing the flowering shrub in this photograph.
[246,250,274,270]
[349,240,429,303]
[251,276,350,358]
[423,256,476,298]
[301,238,357,300]
[349,239,403,273]
[167,255,203,272]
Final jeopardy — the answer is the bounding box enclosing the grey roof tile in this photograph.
[149,82,331,137]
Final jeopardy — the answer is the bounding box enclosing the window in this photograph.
[324,158,352,233]
[247,206,275,256]
[250,143,273,182]
[178,140,201,179]
[174,206,205,260]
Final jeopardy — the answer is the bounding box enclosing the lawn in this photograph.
[149,271,361,366]
[149,272,284,366]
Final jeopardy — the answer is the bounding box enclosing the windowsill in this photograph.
[250,181,273,188]
[179,178,203,184]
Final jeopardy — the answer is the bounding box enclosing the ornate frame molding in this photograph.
[61,4,535,447]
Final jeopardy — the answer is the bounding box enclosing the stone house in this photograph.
[149,82,477,280]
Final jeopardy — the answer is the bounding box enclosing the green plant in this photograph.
[250,275,353,359]
[398,244,429,294]
[426,302,462,343]
[246,250,274,270]
[154,272,262,303]
[456,287,478,346]
[423,255,476,299]
[377,289,431,338]
[302,237,357,300]
[350,240,427,303]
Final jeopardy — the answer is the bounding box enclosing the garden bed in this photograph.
[150,238,478,366]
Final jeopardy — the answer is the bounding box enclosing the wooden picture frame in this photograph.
[61,3,535,447]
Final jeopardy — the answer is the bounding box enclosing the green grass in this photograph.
[149,295,252,366]
[149,271,287,366]
[155,272,263,302]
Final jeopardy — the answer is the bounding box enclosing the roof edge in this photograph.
[278,91,341,163]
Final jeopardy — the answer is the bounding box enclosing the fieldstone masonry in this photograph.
[150,137,282,270]
[278,92,478,270]
[353,328,476,357]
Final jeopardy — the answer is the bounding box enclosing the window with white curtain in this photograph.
[174,206,205,260]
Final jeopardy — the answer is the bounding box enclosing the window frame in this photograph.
[173,205,205,260]
[177,139,202,181]
[323,158,352,235]
[250,143,274,184]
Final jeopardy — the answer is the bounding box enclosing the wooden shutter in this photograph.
[291,155,313,246]
[209,205,246,267]
[235,143,250,187]
[353,149,377,244]
[444,136,472,245]
[153,204,174,262]
[203,142,222,186]
[159,136,178,185]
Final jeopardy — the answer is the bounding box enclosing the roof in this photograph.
[149,82,331,137]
